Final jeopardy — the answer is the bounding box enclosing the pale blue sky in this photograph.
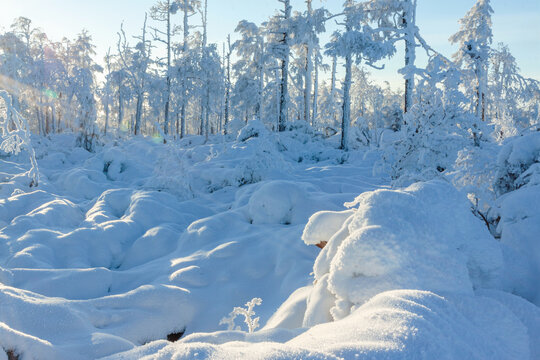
[1,0,539,88]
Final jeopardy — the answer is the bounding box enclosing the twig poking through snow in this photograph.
[219,298,262,333]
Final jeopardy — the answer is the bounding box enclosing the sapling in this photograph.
[219,297,262,333]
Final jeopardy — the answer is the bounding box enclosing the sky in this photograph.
[0,0,539,89]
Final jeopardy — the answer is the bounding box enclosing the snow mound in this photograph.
[247,181,322,225]
[0,283,193,359]
[302,180,503,325]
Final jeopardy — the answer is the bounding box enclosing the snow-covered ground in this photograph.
[1,125,539,359]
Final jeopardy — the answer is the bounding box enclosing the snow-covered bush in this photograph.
[237,119,269,142]
[379,55,482,185]
[148,131,291,198]
[493,131,540,196]
[0,90,39,187]
[300,181,503,326]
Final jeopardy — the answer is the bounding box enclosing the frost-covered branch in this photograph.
[219,297,262,333]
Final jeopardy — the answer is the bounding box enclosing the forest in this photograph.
[0,0,539,359]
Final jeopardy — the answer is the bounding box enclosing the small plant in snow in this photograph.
[219,297,262,333]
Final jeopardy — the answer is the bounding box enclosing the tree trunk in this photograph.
[104,100,109,135]
[312,54,319,126]
[224,35,231,134]
[164,0,171,135]
[180,0,189,138]
[135,93,143,135]
[341,52,352,151]
[278,0,291,132]
[402,2,417,114]
[303,0,313,124]
[257,36,265,121]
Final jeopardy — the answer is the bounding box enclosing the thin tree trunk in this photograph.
[341,52,352,151]
[224,34,231,134]
[164,0,171,135]
[403,1,416,113]
[118,92,124,129]
[312,54,319,126]
[303,0,313,124]
[180,0,189,138]
[257,35,265,121]
[341,2,353,151]
[278,0,291,132]
[104,100,109,135]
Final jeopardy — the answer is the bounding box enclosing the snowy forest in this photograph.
[0,0,539,359]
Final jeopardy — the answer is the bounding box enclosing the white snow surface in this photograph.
[0,127,538,359]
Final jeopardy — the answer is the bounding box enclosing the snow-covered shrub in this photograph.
[379,56,481,185]
[300,181,503,326]
[237,119,269,142]
[219,298,262,333]
[0,90,39,187]
[148,130,291,198]
[493,131,540,196]
[381,104,471,185]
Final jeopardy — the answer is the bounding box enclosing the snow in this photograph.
[104,290,530,360]
[491,183,540,306]
[0,128,538,359]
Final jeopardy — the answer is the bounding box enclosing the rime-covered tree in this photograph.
[232,20,267,122]
[450,0,493,122]
[116,14,152,135]
[176,0,200,137]
[326,0,395,150]
[362,0,436,114]
[67,31,102,150]
[489,43,540,139]
[275,0,292,131]
[150,0,182,136]
[290,1,328,124]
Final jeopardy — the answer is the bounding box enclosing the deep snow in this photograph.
[0,126,538,359]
